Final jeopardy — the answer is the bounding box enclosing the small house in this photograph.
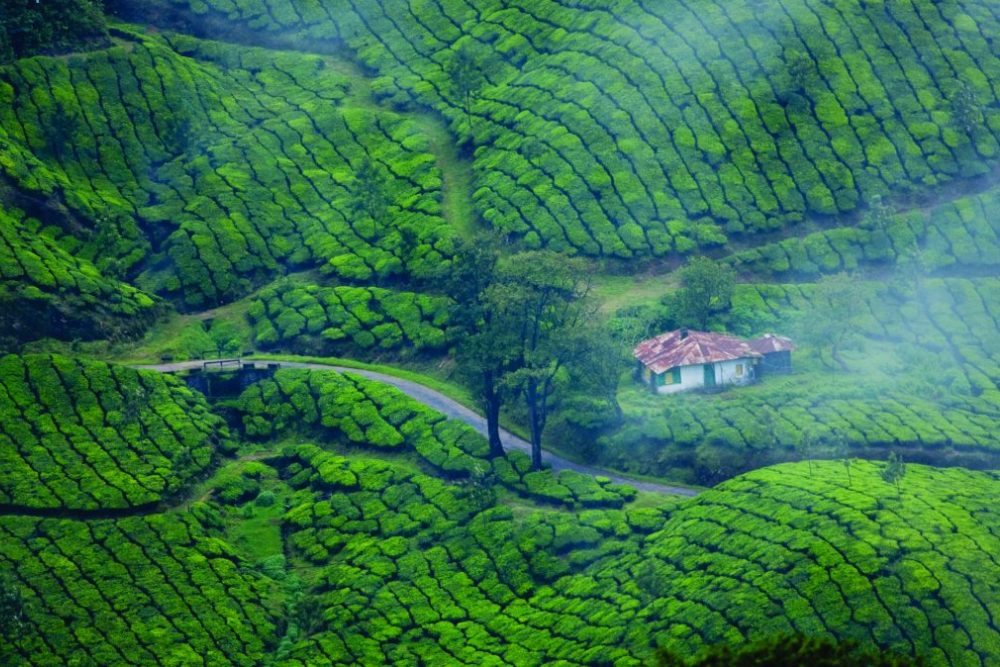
[747,333,796,377]
[633,329,761,394]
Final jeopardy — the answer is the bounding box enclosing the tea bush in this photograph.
[267,454,999,665]
[0,512,276,665]
[248,280,455,354]
[0,30,452,308]
[0,204,158,342]
[0,354,228,510]
[135,0,1000,256]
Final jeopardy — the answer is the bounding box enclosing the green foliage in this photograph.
[486,250,599,468]
[0,354,227,509]
[0,204,159,343]
[0,0,109,61]
[881,452,907,497]
[0,513,276,665]
[248,280,455,355]
[0,572,23,639]
[129,0,1000,255]
[793,272,863,372]
[0,30,452,309]
[672,256,736,329]
[347,158,393,240]
[657,633,923,666]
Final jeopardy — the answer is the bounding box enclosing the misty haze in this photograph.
[0,0,997,665]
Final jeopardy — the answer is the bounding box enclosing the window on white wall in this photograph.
[735,363,744,377]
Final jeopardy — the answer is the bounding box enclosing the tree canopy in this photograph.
[0,0,108,61]
[672,256,737,330]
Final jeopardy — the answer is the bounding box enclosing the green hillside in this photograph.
[2,0,999,664]
[0,29,452,314]
[124,0,1000,256]
[0,512,276,664]
[0,354,228,510]
[0,204,159,342]
[597,275,1000,482]
[1,363,996,665]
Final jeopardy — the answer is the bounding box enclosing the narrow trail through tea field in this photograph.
[138,358,700,496]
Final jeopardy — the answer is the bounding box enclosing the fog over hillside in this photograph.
[0,1,997,665]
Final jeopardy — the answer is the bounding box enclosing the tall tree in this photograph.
[673,256,736,330]
[950,79,983,136]
[449,235,508,457]
[795,429,817,476]
[887,244,927,303]
[578,323,639,422]
[348,158,392,240]
[485,251,594,470]
[881,452,906,498]
[43,100,81,160]
[444,40,491,140]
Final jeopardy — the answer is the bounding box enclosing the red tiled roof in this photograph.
[633,330,760,374]
[748,333,796,354]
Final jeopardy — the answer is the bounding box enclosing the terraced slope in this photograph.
[0,512,276,665]
[726,182,1000,279]
[132,0,1000,256]
[0,356,996,666]
[0,29,452,310]
[601,275,1000,482]
[632,461,1000,665]
[0,354,229,510]
[248,280,456,354]
[238,452,1000,665]
[0,203,158,341]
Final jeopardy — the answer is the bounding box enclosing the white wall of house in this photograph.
[716,358,754,387]
[654,357,755,394]
[656,363,703,394]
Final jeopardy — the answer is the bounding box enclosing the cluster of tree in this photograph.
[0,0,109,62]
[447,237,626,469]
[655,256,876,374]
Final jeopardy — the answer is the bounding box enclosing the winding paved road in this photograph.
[135,358,699,496]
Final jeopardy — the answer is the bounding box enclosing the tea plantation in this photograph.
[726,183,1000,279]
[0,203,159,341]
[248,280,456,355]
[0,512,276,665]
[1,360,996,664]
[0,354,228,510]
[2,0,1000,664]
[0,28,453,313]
[599,275,1000,483]
[126,0,1000,256]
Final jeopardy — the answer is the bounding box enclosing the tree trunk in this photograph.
[485,392,504,458]
[527,384,544,471]
[530,419,543,471]
[831,336,850,372]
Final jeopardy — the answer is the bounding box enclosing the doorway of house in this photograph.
[703,363,716,387]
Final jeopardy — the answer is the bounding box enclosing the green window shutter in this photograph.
[671,367,681,384]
